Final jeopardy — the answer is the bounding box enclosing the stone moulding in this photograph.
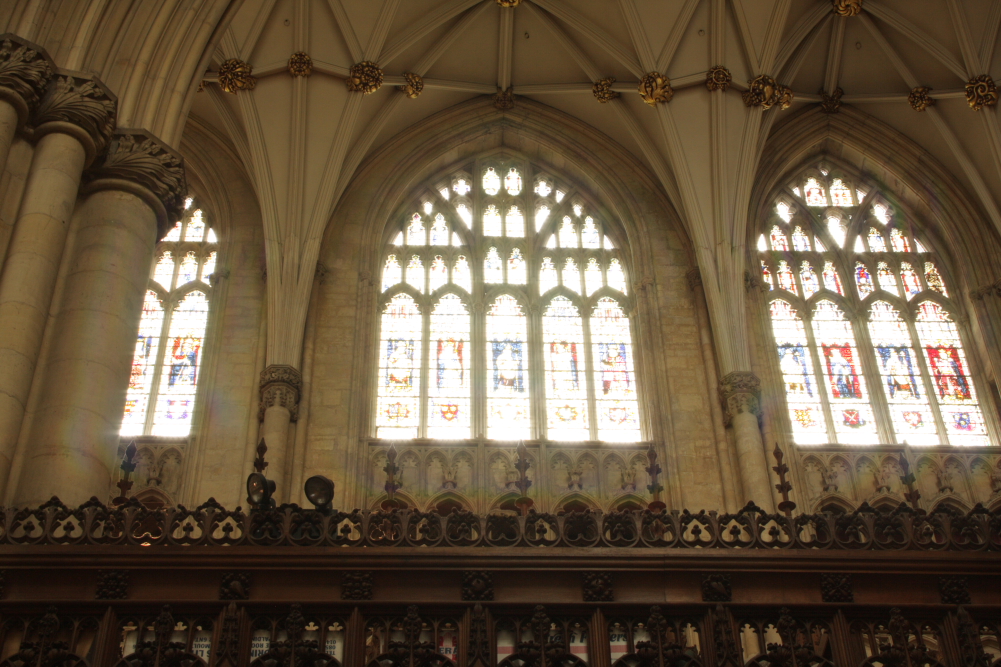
[3,495,999,550]
[259,364,303,421]
[0,34,54,124]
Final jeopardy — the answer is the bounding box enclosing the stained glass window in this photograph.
[827,217,847,248]
[805,178,827,206]
[868,228,887,252]
[856,262,874,297]
[813,300,877,444]
[822,261,843,295]
[375,160,642,442]
[800,262,820,298]
[792,226,811,251]
[890,228,910,252]
[769,300,825,444]
[770,226,789,251]
[121,203,218,437]
[777,261,797,294]
[925,262,947,295]
[877,262,899,295]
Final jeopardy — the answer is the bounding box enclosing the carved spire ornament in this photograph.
[742,75,792,110]
[346,61,383,94]
[638,72,673,105]
[966,74,998,111]
[719,371,762,425]
[494,86,514,110]
[592,77,619,103]
[400,72,424,98]
[832,0,862,16]
[217,58,256,94]
[908,86,935,112]
[259,364,303,421]
[0,34,53,123]
[33,72,116,156]
[705,65,732,92]
[288,52,312,77]
[820,87,843,113]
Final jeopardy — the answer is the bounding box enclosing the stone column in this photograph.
[0,34,52,177]
[258,364,302,502]
[719,371,774,510]
[0,71,114,499]
[13,130,184,507]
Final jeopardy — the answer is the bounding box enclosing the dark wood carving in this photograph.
[955,607,993,667]
[745,608,834,667]
[219,572,250,600]
[613,606,701,667]
[497,605,584,667]
[250,603,337,667]
[342,571,374,600]
[820,573,853,603]
[116,605,205,667]
[213,602,242,667]
[581,572,613,602]
[468,604,490,667]
[939,576,971,605]
[0,606,86,667]
[702,574,731,602]
[369,605,452,667]
[95,569,129,600]
[461,571,493,601]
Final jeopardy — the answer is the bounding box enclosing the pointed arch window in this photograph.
[760,167,991,446]
[121,201,218,437]
[375,158,642,442]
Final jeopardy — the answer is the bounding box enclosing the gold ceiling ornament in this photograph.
[820,87,843,113]
[638,72,673,106]
[705,65,732,92]
[742,75,792,109]
[400,72,424,98]
[288,52,312,77]
[832,0,862,17]
[496,0,522,6]
[346,61,383,94]
[592,77,619,103]
[217,58,256,94]
[494,86,514,110]
[908,86,935,112]
[965,74,998,111]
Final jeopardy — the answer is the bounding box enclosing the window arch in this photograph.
[121,200,218,437]
[759,165,990,446]
[375,157,641,442]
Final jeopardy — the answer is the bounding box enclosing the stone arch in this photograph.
[608,493,647,512]
[426,490,475,514]
[814,493,856,514]
[133,487,172,510]
[929,495,972,514]
[554,491,599,513]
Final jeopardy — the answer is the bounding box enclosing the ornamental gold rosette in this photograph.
[346,61,383,94]
[218,58,256,94]
[592,77,619,103]
[820,87,843,113]
[966,74,998,111]
[908,86,935,112]
[400,72,424,99]
[832,0,862,16]
[742,75,792,110]
[288,52,312,77]
[705,66,731,92]
[638,72,672,106]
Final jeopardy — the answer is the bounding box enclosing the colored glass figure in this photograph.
[535,179,552,197]
[827,217,847,247]
[591,298,640,441]
[563,257,582,294]
[872,203,891,224]
[540,257,558,294]
[453,178,471,195]
[383,255,402,291]
[822,261,843,294]
[800,261,820,298]
[815,237,827,252]
[868,300,938,444]
[916,238,929,253]
[506,206,525,237]
[761,261,774,290]
[452,255,472,293]
[406,255,425,292]
[555,189,566,202]
[877,262,899,295]
[455,203,472,228]
[430,213,449,245]
[153,251,174,289]
[505,168,522,195]
[423,201,434,215]
[585,258,603,295]
[164,220,182,241]
[900,262,921,299]
[855,262,874,297]
[178,251,198,286]
[925,262,947,295]
[201,252,217,282]
[407,213,425,245]
[777,260,797,294]
[487,295,530,439]
[770,225,789,251]
[757,234,767,252]
[868,228,887,252]
[890,228,910,252]
[392,231,403,245]
[152,291,209,436]
[560,217,577,247]
[543,297,589,441]
[536,205,550,231]
[813,300,877,443]
[582,217,600,248]
[775,201,793,222]
[482,167,501,195]
[508,248,527,284]
[830,178,853,206]
[428,294,471,439]
[804,177,827,206]
[429,255,448,292]
[769,299,825,444]
[483,204,502,236]
[376,294,422,438]
[607,259,627,293]
[484,247,503,283]
[792,226,811,251]
[573,203,583,217]
[915,301,987,444]
[185,209,205,241]
[122,291,164,435]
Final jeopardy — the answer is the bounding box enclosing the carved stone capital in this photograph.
[638,72,673,106]
[32,70,116,162]
[719,371,761,425]
[346,61,383,94]
[0,34,54,126]
[909,86,935,112]
[970,279,1001,300]
[705,65,732,92]
[592,77,619,103]
[742,75,792,110]
[85,129,186,238]
[259,364,302,422]
[966,74,998,111]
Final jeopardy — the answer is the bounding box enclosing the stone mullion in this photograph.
[582,297,599,443]
[852,312,897,445]
[418,290,431,440]
[905,316,950,444]
[527,300,545,441]
[142,285,177,436]
[801,309,840,444]
[960,299,1001,444]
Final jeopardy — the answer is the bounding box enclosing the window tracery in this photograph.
[759,167,990,446]
[376,158,640,442]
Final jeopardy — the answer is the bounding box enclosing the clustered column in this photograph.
[719,371,775,510]
[0,34,52,177]
[258,365,302,502]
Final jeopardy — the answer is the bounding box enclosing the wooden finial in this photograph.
[253,438,269,473]
[771,443,797,517]
[112,440,139,505]
[381,443,406,510]
[645,443,666,511]
[898,450,921,510]
[514,441,534,516]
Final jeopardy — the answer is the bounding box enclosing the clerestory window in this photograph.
[375,158,641,442]
[759,166,990,446]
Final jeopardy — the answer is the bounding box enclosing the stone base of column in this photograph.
[719,371,774,511]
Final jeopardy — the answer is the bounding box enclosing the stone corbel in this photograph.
[31,69,116,165]
[259,365,302,422]
[719,371,762,426]
[0,33,54,127]
[83,129,187,239]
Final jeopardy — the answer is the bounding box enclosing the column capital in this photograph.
[32,70,116,164]
[84,129,186,238]
[0,34,54,127]
[719,371,761,426]
[259,365,302,422]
